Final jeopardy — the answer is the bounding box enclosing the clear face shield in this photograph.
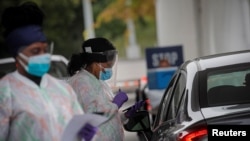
[48,41,54,54]
[97,50,118,88]
[106,51,118,88]
[17,41,54,55]
[17,41,54,77]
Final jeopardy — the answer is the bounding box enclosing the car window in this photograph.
[153,72,186,126]
[165,72,186,121]
[49,61,69,79]
[153,75,176,127]
[0,62,16,77]
[158,87,173,123]
[206,65,250,106]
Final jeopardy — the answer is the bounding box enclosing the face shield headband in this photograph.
[93,50,117,62]
[83,48,118,67]
[17,41,54,55]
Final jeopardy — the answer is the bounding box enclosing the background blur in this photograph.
[0,0,156,60]
[1,0,250,62]
[1,1,250,140]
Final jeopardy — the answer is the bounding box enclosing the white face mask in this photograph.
[18,53,51,77]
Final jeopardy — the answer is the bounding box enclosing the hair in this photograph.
[1,1,45,57]
[67,37,116,76]
[67,53,85,76]
[1,1,45,38]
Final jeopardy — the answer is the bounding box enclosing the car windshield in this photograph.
[48,61,69,78]
[206,64,250,106]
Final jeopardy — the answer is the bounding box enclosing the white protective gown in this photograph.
[67,69,125,141]
[0,71,83,141]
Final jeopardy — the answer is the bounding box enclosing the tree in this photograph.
[0,0,83,59]
[94,0,156,58]
[95,0,155,26]
[0,0,157,59]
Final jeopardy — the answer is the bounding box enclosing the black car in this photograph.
[124,50,250,141]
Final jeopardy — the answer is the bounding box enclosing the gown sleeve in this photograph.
[0,79,12,141]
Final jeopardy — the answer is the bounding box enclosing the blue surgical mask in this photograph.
[19,53,51,77]
[98,64,113,80]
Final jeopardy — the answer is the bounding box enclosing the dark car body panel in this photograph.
[202,105,250,125]
[138,50,250,141]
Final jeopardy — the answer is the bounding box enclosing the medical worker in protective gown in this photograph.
[0,2,97,141]
[67,37,145,141]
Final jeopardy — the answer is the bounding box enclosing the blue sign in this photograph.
[145,45,183,89]
[145,45,183,69]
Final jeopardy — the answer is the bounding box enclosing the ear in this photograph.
[96,63,104,70]
[15,58,26,75]
[89,63,101,79]
[15,58,22,70]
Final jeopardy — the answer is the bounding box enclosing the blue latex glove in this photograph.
[112,89,128,109]
[124,100,145,118]
[78,123,98,141]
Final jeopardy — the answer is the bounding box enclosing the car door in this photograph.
[151,70,187,141]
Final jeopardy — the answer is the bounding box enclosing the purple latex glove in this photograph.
[78,123,98,141]
[112,89,128,109]
[125,100,145,118]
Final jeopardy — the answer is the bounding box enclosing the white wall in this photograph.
[155,0,250,60]
[155,0,199,61]
[200,0,250,56]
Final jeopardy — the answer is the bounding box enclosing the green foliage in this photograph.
[0,0,83,59]
[40,0,83,59]
[93,0,156,59]
[0,0,156,59]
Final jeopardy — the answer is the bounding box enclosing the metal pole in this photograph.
[82,0,95,39]
[126,0,141,59]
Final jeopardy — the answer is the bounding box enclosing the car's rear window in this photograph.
[49,61,69,79]
[206,64,250,106]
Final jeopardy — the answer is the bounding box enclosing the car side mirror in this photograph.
[124,111,151,132]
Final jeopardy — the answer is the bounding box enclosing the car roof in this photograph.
[0,58,15,64]
[51,54,69,64]
[183,50,250,71]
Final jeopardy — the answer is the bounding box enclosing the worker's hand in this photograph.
[124,100,145,118]
[78,123,98,141]
[112,89,128,109]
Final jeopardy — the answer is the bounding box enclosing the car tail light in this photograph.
[180,128,208,141]
[145,99,152,111]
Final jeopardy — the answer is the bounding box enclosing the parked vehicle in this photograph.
[125,50,250,141]
[0,54,69,79]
